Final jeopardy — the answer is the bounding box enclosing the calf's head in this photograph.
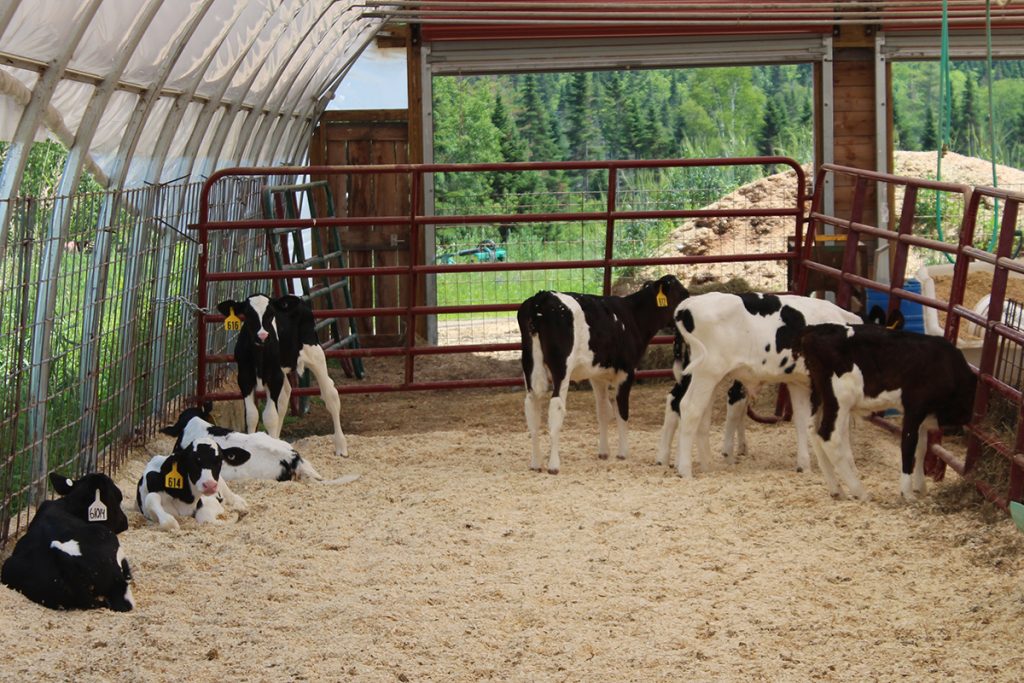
[173,438,225,497]
[637,275,689,328]
[160,402,214,439]
[49,472,129,534]
[218,294,279,347]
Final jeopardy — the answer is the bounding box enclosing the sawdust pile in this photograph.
[647,151,1024,291]
[2,382,1023,682]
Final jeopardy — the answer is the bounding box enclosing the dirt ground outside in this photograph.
[2,373,1023,682]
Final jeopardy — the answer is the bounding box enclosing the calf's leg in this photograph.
[300,344,348,457]
[142,493,179,531]
[721,380,748,464]
[592,381,614,459]
[613,371,634,460]
[788,383,813,473]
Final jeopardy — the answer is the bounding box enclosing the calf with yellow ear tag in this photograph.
[136,437,248,531]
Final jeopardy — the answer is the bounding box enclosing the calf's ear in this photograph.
[866,305,887,326]
[887,309,905,330]
[216,300,239,317]
[273,294,303,311]
[49,472,74,496]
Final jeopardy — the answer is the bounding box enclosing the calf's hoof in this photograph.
[597,453,609,460]
[547,468,559,475]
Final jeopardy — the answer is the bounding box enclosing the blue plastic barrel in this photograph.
[864,278,925,333]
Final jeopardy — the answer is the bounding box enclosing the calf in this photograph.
[161,404,323,482]
[710,305,900,463]
[518,274,688,474]
[656,292,863,478]
[1,472,134,611]
[217,294,347,457]
[800,323,976,500]
[136,438,248,531]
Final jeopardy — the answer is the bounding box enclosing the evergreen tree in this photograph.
[566,72,597,161]
[490,92,528,208]
[517,74,560,162]
[922,105,937,150]
[959,77,979,156]
[757,98,785,171]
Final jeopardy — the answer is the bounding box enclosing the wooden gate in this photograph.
[308,109,416,346]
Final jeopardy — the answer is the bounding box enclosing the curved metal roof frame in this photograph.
[0,0,390,228]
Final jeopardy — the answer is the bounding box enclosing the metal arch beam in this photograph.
[0,0,103,254]
[194,0,337,181]
[9,0,104,504]
[0,0,24,47]
[167,0,308,184]
[40,0,164,464]
[117,1,287,426]
[148,2,336,416]
[232,4,364,166]
[77,0,223,458]
[250,17,379,166]
[261,23,378,166]
[246,10,379,165]
[52,0,164,235]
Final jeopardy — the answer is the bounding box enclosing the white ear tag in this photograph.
[88,490,108,522]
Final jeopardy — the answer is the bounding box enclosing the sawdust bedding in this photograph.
[2,379,1024,682]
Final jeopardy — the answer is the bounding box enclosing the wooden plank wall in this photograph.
[309,110,411,346]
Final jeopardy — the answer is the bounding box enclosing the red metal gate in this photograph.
[195,156,807,398]
[798,163,1024,510]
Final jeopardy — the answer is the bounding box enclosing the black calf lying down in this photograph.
[161,405,323,482]
[801,323,977,500]
[1,472,134,611]
[136,438,248,531]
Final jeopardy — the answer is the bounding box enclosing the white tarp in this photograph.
[0,0,384,187]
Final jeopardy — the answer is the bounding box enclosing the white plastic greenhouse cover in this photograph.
[0,0,388,192]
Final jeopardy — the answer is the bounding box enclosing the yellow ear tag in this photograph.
[88,489,107,522]
[224,307,242,332]
[656,286,669,308]
[165,462,184,490]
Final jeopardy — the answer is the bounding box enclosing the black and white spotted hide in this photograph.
[518,274,688,474]
[656,292,863,478]
[217,294,347,457]
[801,322,976,500]
[136,439,247,531]
[161,405,322,482]
[1,473,134,611]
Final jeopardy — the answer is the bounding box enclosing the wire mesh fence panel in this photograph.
[0,179,237,547]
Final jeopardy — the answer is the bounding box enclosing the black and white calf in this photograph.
[518,274,688,474]
[708,305,901,463]
[1,472,134,611]
[656,292,863,478]
[136,438,248,531]
[161,404,323,482]
[217,294,347,457]
[800,323,976,500]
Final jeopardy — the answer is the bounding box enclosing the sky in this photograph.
[328,43,408,110]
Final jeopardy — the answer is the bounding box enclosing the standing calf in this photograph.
[801,323,976,500]
[518,274,688,474]
[656,292,863,477]
[217,294,347,457]
[1,472,134,611]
